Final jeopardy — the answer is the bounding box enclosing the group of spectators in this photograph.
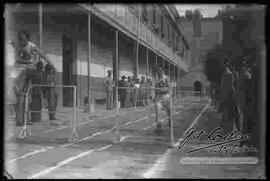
[104,70,156,110]
[210,58,259,145]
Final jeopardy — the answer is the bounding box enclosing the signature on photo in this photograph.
[178,127,258,157]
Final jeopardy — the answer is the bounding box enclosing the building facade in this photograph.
[5,4,190,109]
[177,17,223,92]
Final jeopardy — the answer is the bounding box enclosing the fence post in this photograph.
[114,30,121,144]
[70,86,78,142]
[169,92,175,147]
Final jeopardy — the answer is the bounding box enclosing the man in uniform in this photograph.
[43,64,58,121]
[127,76,134,108]
[10,30,55,126]
[139,76,147,106]
[104,70,114,110]
[118,75,129,108]
[155,67,172,132]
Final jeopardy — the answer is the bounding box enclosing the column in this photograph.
[115,30,119,106]
[146,49,149,79]
[88,12,92,107]
[38,4,43,50]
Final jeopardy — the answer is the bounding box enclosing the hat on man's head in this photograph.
[121,75,126,79]
[107,70,112,73]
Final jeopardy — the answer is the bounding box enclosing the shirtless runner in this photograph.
[154,67,172,133]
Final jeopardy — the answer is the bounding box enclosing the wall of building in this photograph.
[178,18,223,91]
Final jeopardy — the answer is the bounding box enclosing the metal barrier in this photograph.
[17,84,78,142]
[114,86,176,147]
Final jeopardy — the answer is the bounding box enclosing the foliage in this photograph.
[184,9,203,20]
[193,9,203,19]
[185,10,193,20]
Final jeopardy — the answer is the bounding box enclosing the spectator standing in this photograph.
[134,78,140,107]
[220,61,235,134]
[140,76,147,106]
[104,70,114,110]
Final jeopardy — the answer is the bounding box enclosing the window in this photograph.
[152,7,156,25]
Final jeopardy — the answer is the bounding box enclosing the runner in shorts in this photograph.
[154,67,172,133]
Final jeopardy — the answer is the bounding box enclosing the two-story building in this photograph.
[5,3,190,109]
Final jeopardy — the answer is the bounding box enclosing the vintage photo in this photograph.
[4,3,266,179]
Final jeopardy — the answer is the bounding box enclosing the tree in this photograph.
[204,44,224,86]
[193,8,203,19]
[215,4,235,18]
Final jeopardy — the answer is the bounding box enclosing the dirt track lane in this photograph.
[5,97,209,179]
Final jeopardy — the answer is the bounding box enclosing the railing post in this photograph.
[38,4,43,51]
[88,12,92,112]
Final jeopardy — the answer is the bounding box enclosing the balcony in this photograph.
[92,4,188,72]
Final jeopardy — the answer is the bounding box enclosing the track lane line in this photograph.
[143,100,210,178]
[27,134,132,179]
[25,99,197,178]
[7,114,151,163]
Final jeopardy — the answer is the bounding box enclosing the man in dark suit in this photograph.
[220,61,236,134]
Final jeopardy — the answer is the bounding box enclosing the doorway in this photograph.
[62,35,77,107]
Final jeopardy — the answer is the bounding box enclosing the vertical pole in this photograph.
[178,58,181,98]
[173,65,176,98]
[70,86,78,141]
[135,5,140,79]
[38,4,43,51]
[38,4,45,109]
[155,54,157,83]
[136,42,139,79]
[146,49,149,115]
[88,12,92,111]
[146,49,149,79]
[114,29,120,143]
[168,62,171,80]
[162,59,165,69]
[169,93,175,147]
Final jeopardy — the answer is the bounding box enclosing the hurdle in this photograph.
[17,84,78,142]
[114,86,176,147]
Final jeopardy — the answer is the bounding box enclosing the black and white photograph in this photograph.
[3,3,266,179]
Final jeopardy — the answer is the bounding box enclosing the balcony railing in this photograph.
[94,4,188,72]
